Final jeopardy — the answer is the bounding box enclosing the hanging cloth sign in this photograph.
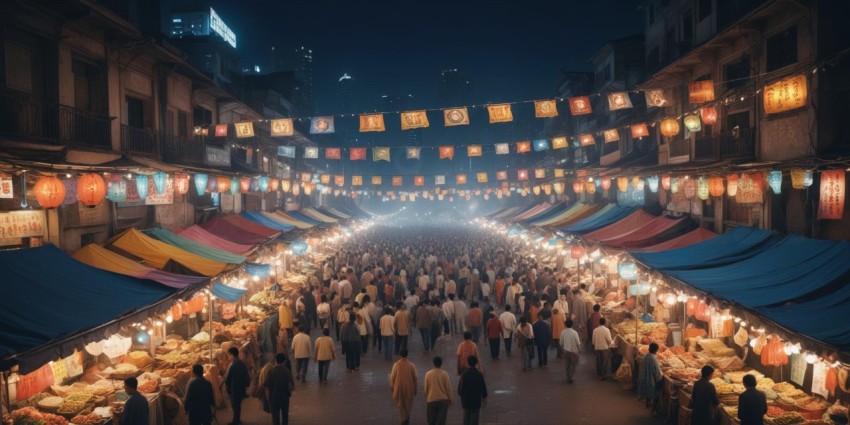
[817,170,845,219]
[443,108,470,126]
[371,176,382,185]
[439,146,454,160]
[372,147,391,162]
[494,143,510,155]
[325,148,341,160]
[270,118,294,136]
[400,111,429,130]
[359,114,385,132]
[568,96,592,115]
[516,141,531,154]
[304,147,319,159]
[234,122,254,138]
[467,145,483,157]
[607,92,633,111]
[645,89,670,108]
[551,137,568,150]
[534,100,558,118]
[406,147,421,159]
[102,334,132,358]
[350,147,367,160]
[310,116,335,134]
[487,104,513,123]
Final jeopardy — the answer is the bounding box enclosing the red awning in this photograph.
[199,215,269,245]
[637,227,719,252]
[603,216,692,249]
[582,210,655,241]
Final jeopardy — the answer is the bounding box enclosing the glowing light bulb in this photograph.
[805,352,817,364]
[165,314,173,324]
[252,275,260,282]
[749,338,758,348]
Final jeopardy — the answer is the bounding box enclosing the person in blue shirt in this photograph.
[120,377,149,425]
[184,364,215,425]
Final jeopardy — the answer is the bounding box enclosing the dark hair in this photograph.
[471,302,478,308]
[701,365,715,379]
[349,312,357,322]
[565,319,574,328]
[433,356,443,367]
[399,348,409,357]
[649,342,659,354]
[124,377,138,390]
[228,347,239,357]
[467,355,478,367]
[275,353,288,364]
[599,318,606,325]
[742,374,756,388]
[299,325,308,333]
[504,305,511,312]
[322,328,330,336]
[593,304,601,312]
[463,331,472,340]
[519,316,527,324]
[192,364,204,377]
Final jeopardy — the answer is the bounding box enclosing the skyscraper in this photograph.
[438,69,474,107]
[338,73,355,114]
[294,46,314,113]
[269,45,286,73]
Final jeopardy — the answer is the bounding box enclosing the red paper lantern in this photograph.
[700,107,718,125]
[601,178,611,191]
[661,175,671,191]
[174,173,190,195]
[240,177,251,193]
[76,173,106,207]
[572,181,584,194]
[708,176,725,197]
[34,176,66,209]
[660,118,680,137]
[570,245,586,260]
[216,176,231,193]
[270,178,280,191]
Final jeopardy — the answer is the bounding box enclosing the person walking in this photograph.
[341,312,362,372]
[380,307,395,361]
[224,347,249,425]
[738,374,768,425]
[485,312,502,360]
[690,365,720,425]
[389,349,418,425]
[457,356,487,425]
[515,316,534,371]
[442,296,456,335]
[120,377,149,425]
[456,332,480,376]
[423,356,452,425]
[183,364,215,425]
[466,302,483,343]
[429,300,444,349]
[499,305,517,358]
[416,301,433,352]
[591,317,613,380]
[394,303,411,354]
[532,315,551,368]
[550,308,566,358]
[637,342,664,413]
[290,326,312,383]
[314,328,336,385]
[558,319,581,383]
[265,353,295,425]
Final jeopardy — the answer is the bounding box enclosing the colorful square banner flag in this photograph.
[517,169,529,181]
[371,176,382,185]
[352,176,363,186]
[533,139,550,152]
[270,118,294,136]
[392,176,403,186]
[516,141,531,154]
[373,147,391,162]
[631,123,650,139]
[554,168,565,178]
[414,176,425,186]
[406,147,421,159]
[359,114,385,132]
[325,148,341,159]
[534,169,546,179]
[688,80,715,103]
[456,174,467,184]
[320,174,331,184]
[310,116,335,134]
[277,146,295,158]
[435,175,446,185]
[443,107,470,126]
[235,122,254,138]
[580,134,595,147]
[645,89,670,108]
[304,146,319,159]
[487,104,513,123]
[494,143,510,155]
[477,172,488,183]
[551,136,568,150]
[467,145,483,157]
[569,96,592,115]
[214,123,228,137]
[496,171,508,180]
[439,146,455,160]
[607,92,633,111]
[603,129,620,143]
[534,99,558,118]
[335,175,345,187]
[350,147,367,160]
[401,111,429,130]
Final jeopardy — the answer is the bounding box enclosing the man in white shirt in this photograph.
[445,279,457,299]
[498,305,518,358]
[417,272,430,295]
[453,295,468,333]
[559,319,582,383]
[591,317,614,380]
[291,326,313,382]
[441,296,455,336]
[338,278,352,303]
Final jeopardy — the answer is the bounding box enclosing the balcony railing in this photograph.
[718,127,755,159]
[0,93,111,149]
[162,134,207,166]
[121,125,158,155]
[694,135,718,161]
[669,138,690,158]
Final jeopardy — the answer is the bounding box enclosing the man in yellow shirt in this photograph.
[423,356,452,425]
[313,328,335,385]
[279,300,294,338]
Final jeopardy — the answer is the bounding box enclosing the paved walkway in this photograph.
[218,329,667,425]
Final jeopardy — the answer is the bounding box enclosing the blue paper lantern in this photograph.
[258,176,270,192]
[646,176,659,193]
[290,239,309,256]
[250,178,260,192]
[194,173,208,196]
[211,192,220,206]
[768,170,782,194]
[618,261,638,281]
[152,172,167,194]
[230,177,239,195]
[135,175,148,200]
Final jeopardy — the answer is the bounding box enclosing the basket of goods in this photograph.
[137,379,160,394]
[8,407,69,425]
[767,404,791,418]
[124,351,153,369]
[795,396,830,420]
[56,401,89,418]
[69,413,102,425]
[107,363,139,380]
[667,368,702,383]
[37,396,65,412]
[766,412,805,425]
[725,370,764,384]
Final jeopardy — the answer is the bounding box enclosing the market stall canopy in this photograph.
[0,245,175,372]
[72,243,206,288]
[240,211,296,232]
[199,215,270,245]
[285,210,324,226]
[510,203,553,222]
[300,208,339,223]
[637,227,718,252]
[211,281,247,303]
[487,205,522,220]
[519,203,575,226]
[144,228,247,264]
[601,215,693,249]
[558,205,637,234]
[582,209,656,241]
[541,203,606,228]
[630,226,777,271]
[108,228,231,276]
[222,214,283,237]
[270,211,315,229]
[178,225,254,255]
[317,207,349,220]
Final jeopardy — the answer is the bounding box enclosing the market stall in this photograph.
[177,225,255,256]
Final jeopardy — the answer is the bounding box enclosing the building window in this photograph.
[178,110,189,138]
[72,58,106,113]
[4,42,33,93]
[193,106,212,126]
[724,56,750,90]
[766,26,798,72]
[126,96,145,129]
[697,0,712,22]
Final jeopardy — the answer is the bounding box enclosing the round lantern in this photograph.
[76,173,106,207]
[230,177,239,195]
[570,245,586,260]
[474,190,481,196]
[697,177,709,200]
[484,193,490,200]
[250,178,260,192]
[632,176,644,190]
[135,175,149,200]
[585,181,596,194]
[684,114,702,132]
[258,176,270,192]
[646,176,659,193]
[700,107,718,125]
[726,174,739,197]
[684,178,696,199]
[269,178,280,192]
[553,182,564,194]
[708,176,725,197]
[671,178,680,194]
[572,181,584,194]
[281,180,291,193]
[175,173,190,195]
[790,169,813,189]
[618,261,638,281]
[193,173,208,196]
[601,178,611,191]
[292,184,301,196]
[660,118,680,138]
[240,177,251,193]
[661,175,671,191]
[520,188,528,197]
[532,186,541,196]
[152,172,167,195]
[767,170,782,194]
[542,185,552,196]
[303,183,313,195]
[216,176,230,193]
[617,177,629,192]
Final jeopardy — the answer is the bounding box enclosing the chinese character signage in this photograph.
[817,170,845,219]
[0,210,45,240]
[764,74,807,115]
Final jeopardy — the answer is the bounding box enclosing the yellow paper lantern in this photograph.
[726,174,739,197]
[790,169,813,189]
[660,118,680,138]
[708,176,724,197]
[585,181,596,194]
[281,180,291,192]
[532,186,541,195]
[697,177,710,200]
[572,181,584,194]
[684,114,701,132]
[553,182,564,194]
[542,184,552,196]
[617,177,629,192]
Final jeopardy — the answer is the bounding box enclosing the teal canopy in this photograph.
[145,228,247,264]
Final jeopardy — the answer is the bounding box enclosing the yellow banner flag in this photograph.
[352,176,363,186]
[359,114,386,132]
[534,100,558,118]
[487,104,513,123]
[477,172,488,183]
[371,176,382,185]
[467,145,482,157]
[551,136,568,150]
[270,118,294,136]
[401,111,430,130]
[235,122,254,138]
[443,108,470,126]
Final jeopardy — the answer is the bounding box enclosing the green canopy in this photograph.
[145,228,247,264]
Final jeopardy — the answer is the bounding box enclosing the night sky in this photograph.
[209,0,644,114]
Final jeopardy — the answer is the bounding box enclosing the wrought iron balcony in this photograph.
[0,93,111,149]
[120,125,158,155]
[162,133,207,166]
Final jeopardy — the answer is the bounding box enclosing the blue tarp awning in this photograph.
[519,203,573,225]
[286,211,324,226]
[630,226,778,271]
[757,281,850,351]
[559,206,636,234]
[0,245,176,372]
[211,281,247,302]
[240,212,295,232]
